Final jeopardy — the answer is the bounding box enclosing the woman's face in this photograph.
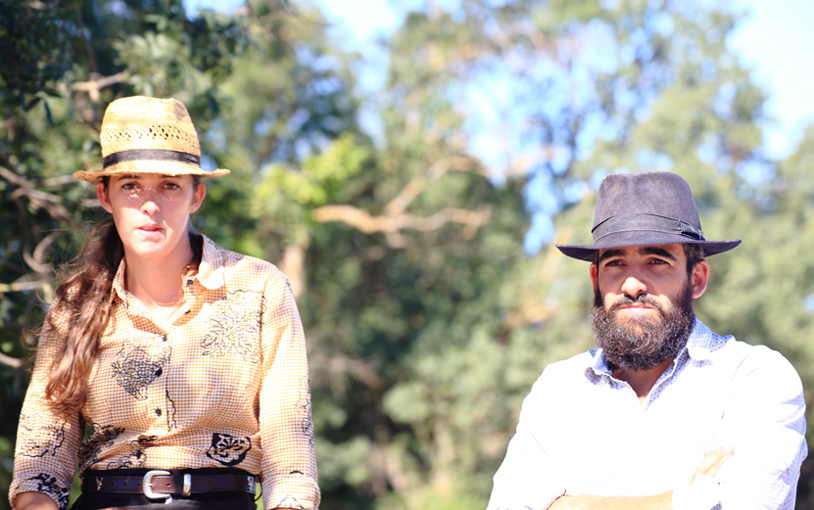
[98,173,206,263]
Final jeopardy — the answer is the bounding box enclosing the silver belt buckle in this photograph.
[143,470,172,500]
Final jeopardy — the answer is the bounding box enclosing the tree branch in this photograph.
[0,352,24,369]
[70,70,131,102]
[312,204,491,248]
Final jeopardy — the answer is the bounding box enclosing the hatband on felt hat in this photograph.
[555,171,741,261]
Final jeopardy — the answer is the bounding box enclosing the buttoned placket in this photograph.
[118,277,199,432]
[151,276,198,429]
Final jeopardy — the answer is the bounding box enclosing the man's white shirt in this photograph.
[487,318,807,510]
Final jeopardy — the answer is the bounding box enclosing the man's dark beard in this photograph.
[591,282,695,372]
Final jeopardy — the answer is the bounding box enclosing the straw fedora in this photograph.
[73,96,230,182]
[556,171,741,261]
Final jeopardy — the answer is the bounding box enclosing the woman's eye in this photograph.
[121,183,137,190]
[164,182,181,190]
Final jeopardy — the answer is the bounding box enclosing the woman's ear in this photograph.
[97,181,113,213]
[190,182,206,213]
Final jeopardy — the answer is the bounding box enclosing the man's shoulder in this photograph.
[691,321,802,386]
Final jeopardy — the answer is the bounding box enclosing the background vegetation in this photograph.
[1,0,812,508]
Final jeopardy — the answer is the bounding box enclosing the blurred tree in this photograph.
[293,0,814,509]
[2,0,813,509]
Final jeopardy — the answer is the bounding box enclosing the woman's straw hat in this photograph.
[73,96,230,182]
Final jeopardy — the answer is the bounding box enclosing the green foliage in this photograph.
[2,1,813,509]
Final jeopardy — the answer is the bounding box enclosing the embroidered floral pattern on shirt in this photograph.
[107,435,156,469]
[201,290,261,362]
[297,389,315,446]
[206,433,252,466]
[275,495,305,510]
[165,390,178,431]
[18,412,66,458]
[78,424,125,471]
[111,339,171,400]
[28,473,70,509]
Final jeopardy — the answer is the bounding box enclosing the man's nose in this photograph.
[620,273,647,299]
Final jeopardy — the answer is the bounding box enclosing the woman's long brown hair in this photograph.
[44,176,202,419]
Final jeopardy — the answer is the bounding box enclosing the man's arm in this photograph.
[486,370,570,510]
[711,346,806,509]
[547,447,734,510]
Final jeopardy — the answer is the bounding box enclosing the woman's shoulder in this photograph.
[201,235,290,291]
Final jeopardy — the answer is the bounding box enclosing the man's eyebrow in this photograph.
[640,246,678,261]
[597,249,625,263]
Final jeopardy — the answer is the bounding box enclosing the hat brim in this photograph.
[73,160,229,182]
[556,231,742,261]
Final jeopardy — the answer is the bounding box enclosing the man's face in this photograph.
[589,244,709,372]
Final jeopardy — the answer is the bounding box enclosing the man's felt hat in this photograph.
[73,96,230,182]
[555,171,741,261]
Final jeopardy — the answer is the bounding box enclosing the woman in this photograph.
[10,97,319,510]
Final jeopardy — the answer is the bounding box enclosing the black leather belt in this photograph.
[82,470,256,500]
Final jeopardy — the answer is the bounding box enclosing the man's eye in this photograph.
[650,258,668,265]
[604,260,622,267]
[164,183,180,190]
[122,183,137,190]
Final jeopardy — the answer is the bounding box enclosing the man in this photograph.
[486,172,807,510]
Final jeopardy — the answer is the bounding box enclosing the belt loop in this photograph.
[183,473,192,497]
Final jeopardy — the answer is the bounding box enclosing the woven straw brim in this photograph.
[74,96,230,182]
[73,161,230,182]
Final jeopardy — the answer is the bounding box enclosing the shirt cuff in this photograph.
[262,472,320,510]
[672,475,719,510]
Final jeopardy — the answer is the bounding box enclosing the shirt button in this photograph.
[155,408,162,416]
[155,368,162,377]
[162,335,168,342]
[186,279,194,286]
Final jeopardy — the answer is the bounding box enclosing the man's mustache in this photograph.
[607,294,665,314]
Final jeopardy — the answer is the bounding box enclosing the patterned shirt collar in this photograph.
[587,317,727,379]
[110,234,227,302]
[111,257,127,303]
[196,235,226,290]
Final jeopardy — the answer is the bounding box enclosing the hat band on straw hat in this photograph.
[103,149,201,169]
[592,213,705,243]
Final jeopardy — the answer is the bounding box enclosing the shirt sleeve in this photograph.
[486,368,566,510]
[714,346,807,510]
[258,274,320,510]
[9,318,83,510]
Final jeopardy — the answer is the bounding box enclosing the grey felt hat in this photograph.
[555,172,741,261]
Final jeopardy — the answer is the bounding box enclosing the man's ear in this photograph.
[590,263,599,295]
[97,181,113,214]
[690,259,709,299]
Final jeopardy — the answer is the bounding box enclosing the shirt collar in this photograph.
[586,317,725,379]
[110,234,226,301]
[195,234,226,290]
[112,257,128,302]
